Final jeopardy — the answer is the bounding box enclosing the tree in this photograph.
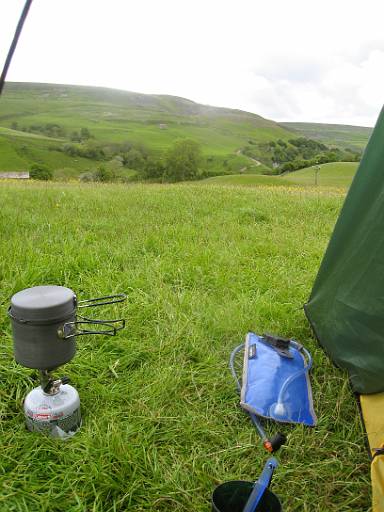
[122,148,145,170]
[94,165,115,182]
[164,139,202,182]
[80,127,91,140]
[142,157,165,179]
[30,163,53,181]
[70,131,81,142]
[315,154,331,165]
[280,162,295,172]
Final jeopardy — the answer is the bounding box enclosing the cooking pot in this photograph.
[8,285,125,370]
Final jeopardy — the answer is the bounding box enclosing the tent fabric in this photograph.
[304,106,384,394]
[360,393,384,512]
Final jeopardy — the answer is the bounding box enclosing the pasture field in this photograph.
[0,181,369,511]
[202,162,359,189]
[0,130,94,173]
[283,162,359,188]
[202,174,296,187]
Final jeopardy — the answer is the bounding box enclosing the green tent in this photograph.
[305,107,384,395]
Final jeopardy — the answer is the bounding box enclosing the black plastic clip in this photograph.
[261,333,293,358]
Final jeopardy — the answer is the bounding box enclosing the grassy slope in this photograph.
[202,161,359,188]
[283,162,359,187]
[202,174,295,187]
[0,82,293,173]
[0,181,369,512]
[0,133,94,173]
[203,162,358,188]
[281,122,372,150]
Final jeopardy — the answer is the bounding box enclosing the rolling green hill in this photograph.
[201,161,359,189]
[0,82,293,176]
[202,173,295,187]
[281,122,372,151]
[283,161,359,187]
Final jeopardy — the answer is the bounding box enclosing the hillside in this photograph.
[281,122,372,151]
[0,82,292,176]
[201,161,359,189]
[202,173,295,187]
[283,161,359,187]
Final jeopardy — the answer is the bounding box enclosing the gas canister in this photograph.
[24,380,81,439]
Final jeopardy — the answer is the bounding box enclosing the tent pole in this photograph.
[0,0,34,95]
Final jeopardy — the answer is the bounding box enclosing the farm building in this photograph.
[0,172,29,179]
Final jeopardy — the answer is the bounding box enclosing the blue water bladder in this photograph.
[240,332,317,426]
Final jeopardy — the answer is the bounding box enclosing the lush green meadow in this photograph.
[202,174,296,187]
[0,129,93,174]
[203,161,359,189]
[0,181,369,511]
[283,162,359,188]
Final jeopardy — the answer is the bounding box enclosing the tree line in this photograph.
[29,138,203,183]
[243,137,361,173]
[11,121,93,141]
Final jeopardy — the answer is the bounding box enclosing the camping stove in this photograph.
[8,285,126,438]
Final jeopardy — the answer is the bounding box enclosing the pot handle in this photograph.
[78,293,127,308]
[58,318,126,340]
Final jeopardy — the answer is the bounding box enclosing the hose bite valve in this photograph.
[263,432,287,453]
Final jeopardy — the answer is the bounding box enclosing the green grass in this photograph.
[0,181,369,511]
[202,174,295,187]
[0,126,62,141]
[283,162,359,188]
[0,131,97,173]
[281,122,372,151]
[0,137,28,169]
[202,163,359,189]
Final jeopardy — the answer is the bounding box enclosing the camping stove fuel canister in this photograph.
[24,376,81,439]
[8,285,126,437]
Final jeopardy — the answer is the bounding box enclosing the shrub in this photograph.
[53,167,78,181]
[142,158,165,180]
[79,171,96,182]
[30,163,53,181]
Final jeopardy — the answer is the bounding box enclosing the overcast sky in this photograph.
[1,0,383,126]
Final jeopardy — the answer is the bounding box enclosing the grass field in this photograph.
[0,181,369,511]
[202,162,359,189]
[0,128,96,174]
[283,162,359,187]
[202,174,296,187]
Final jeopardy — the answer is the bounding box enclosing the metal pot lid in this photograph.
[10,286,76,323]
